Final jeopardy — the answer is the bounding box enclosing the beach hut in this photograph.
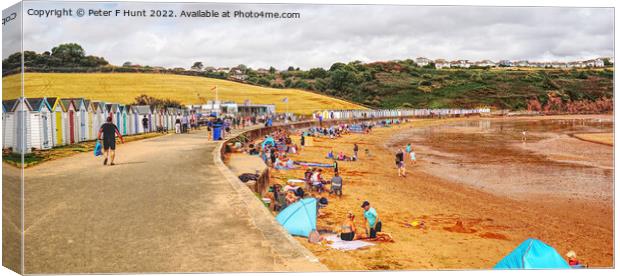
[2,99,18,150]
[155,107,166,131]
[133,105,152,133]
[494,239,570,269]
[70,98,89,142]
[46,97,66,146]
[150,106,159,132]
[130,106,139,134]
[90,101,106,139]
[83,99,93,141]
[119,105,128,135]
[60,99,77,144]
[161,108,170,132]
[125,105,135,135]
[166,107,178,131]
[25,98,54,150]
[3,98,33,153]
[106,103,121,130]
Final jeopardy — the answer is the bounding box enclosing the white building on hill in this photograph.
[415,57,432,67]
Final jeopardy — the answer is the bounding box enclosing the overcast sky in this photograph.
[2,1,614,69]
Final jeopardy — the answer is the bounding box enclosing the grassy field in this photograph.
[2,73,367,115]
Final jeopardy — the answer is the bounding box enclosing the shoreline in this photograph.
[267,114,613,270]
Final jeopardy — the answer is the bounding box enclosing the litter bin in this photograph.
[212,123,223,140]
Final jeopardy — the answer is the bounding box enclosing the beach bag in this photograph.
[94,141,103,157]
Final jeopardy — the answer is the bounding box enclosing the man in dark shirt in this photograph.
[98,116,124,166]
[142,116,149,133]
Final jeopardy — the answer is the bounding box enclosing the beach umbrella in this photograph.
[494,239,570,269]
[276,198,317,237]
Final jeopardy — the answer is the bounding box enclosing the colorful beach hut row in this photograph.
[2,97,185,153]
[314,108,492,120]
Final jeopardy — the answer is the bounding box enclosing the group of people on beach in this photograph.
[246,122,395,243]
[336,200,388,241]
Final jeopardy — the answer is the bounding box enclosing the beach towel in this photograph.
[94,141,102,157]
[294,161,335,168]
[324,234,374,251]
[287,179,306,184]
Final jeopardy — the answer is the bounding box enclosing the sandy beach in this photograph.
[267,115,613,270]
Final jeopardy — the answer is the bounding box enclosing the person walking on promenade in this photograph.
[98,116,124,166]
[142,115,150,133]
[175,117,181,134]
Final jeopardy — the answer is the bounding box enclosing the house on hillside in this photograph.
[434,59,451,69]
[514,60,529,67]
[568,61,586,68]
[498,60,513,67]
[215,67,230,73]
[475,60,497,67]
[228,67,248,81]
[584,58,605,67]
[550,62,567,68]
[256,68,270,75]
[450,60,471,68]
[415,57,432,67]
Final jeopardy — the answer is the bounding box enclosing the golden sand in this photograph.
[268,116,613,270]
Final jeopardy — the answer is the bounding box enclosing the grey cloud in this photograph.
[5,2,614,69]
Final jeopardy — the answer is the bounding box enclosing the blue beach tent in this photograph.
[494,239,570,269]
[276,198,317,237]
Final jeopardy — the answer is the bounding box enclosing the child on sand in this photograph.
[566,251,587,268]
[409,147,417,163]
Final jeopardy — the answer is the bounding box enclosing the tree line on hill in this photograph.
[2,43,614,113]
[2,43,109,75]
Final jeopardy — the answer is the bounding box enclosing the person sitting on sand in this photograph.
[330,172,344,197]
[311,169,326,193]
[285,190,298,206]
[566,251,587,268]
[327,150,335,159]
[338,212,357,241]
[248,143,259,155]
[361,201,382,238]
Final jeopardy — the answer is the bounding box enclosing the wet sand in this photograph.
[269,115,613,270]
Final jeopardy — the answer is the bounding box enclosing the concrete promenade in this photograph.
[3,127,325,273]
